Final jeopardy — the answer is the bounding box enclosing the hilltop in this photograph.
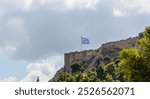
[49,28,150,82]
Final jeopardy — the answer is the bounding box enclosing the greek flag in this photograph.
[81,37,90,44]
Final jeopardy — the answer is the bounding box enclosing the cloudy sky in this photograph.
[0,0,150,82]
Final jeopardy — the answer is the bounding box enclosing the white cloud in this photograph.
[0,17,29,56]
[1,45,17,56]
[113,0,150,17]
[0,9,4,17]
[63,0,100,10]
[24,0,33,10]
[0,76,17,82]
[0,0,33,11]
[33,0,101,10]
[6,17,24,28]
[13,0,33,10]
[1,0,150,15]
[20,55,63,82]
[0,0,100,12]
[0,55,63,82]
[113,8,125,17]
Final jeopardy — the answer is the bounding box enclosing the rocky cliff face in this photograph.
[50,34,141,82]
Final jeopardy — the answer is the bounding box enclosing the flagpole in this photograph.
[81,33,82,51]
[81,42,82,51]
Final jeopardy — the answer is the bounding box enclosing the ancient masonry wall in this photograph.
[64,50,96,67]
[64,34,142,67]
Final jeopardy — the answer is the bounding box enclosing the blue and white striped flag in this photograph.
[81,37,90,44]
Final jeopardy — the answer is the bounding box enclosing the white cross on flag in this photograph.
[81,37,90,44]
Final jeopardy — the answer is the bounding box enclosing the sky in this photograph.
[0,0,150,82]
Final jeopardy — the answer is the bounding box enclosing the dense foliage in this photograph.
[54,61,122,82]
[119,26,150,82]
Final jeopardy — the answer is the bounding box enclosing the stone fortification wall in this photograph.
[64,50,96,67]
[64,34,141,67]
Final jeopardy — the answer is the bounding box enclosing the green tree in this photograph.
[96,65,106,80]
[119,26,150,81]
[87,70,97,82]
[74,72,84,82]
[71,61,83,74]
[105,63,115,74]
[119,48,140,81]
[82,75,90,82]
[104,56,111,64]
[57,72,75,82]
[105,74,114,82]
[138,26,150,81]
